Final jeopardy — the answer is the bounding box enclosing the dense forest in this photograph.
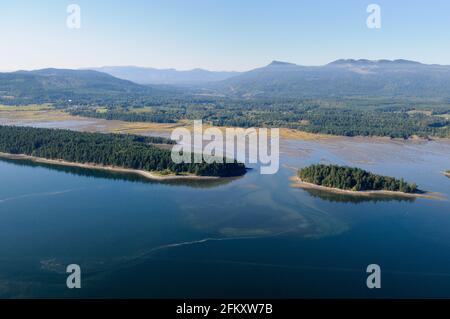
[67,97,450,139]
[298,164,418,193]
[0,125,246,177]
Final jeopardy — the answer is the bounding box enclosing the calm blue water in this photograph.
[0,137,449,298]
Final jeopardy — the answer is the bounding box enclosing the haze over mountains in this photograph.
[91,59,450,99]
[2,59,450,104]
[89,66,240,85]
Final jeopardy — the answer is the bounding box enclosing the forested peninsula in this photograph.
[0,125,246,178]
[297,164,419,194]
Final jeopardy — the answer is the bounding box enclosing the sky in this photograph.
[1,0,450,71]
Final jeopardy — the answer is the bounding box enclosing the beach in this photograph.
[290,176,443,200]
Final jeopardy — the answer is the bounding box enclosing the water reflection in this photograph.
[300,188,416,203]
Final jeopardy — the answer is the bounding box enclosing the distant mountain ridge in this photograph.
[2,59,450,103]
[328,58,424,66]
[211,59,450,99]
[90,66,240,85]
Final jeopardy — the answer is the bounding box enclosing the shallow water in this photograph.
[0,130,449,298]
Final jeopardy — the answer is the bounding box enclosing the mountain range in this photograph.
[210,59,450,98]
[2,59,450,103]
[90,59,450,99]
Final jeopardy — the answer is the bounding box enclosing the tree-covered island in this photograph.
[298,164,418,193]
[0,125,246,178]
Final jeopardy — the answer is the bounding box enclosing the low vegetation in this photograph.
[0,103,53,111]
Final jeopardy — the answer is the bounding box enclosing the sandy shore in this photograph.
[290,176,443,200]
[0,152,219,181]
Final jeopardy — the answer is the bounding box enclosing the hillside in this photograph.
[0,68,177,105]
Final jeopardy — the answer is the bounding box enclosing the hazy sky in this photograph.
[1,0,450,71]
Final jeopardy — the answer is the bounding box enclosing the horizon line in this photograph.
[1,58,449,73]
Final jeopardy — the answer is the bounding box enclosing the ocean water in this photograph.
[0,137,449,298]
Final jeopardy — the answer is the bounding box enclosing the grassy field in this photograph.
[95,107,108,114]
[0,104,75,122]
[0,104,53,111]
[0,106,363,141]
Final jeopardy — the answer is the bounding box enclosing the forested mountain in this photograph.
[90,66,240,85]
[212,59,450,99]
[0,125,246,177]
[0,69,179,104]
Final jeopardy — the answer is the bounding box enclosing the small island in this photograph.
[445,171,450,178]
[0,125,246,180]
[293,164,438,199]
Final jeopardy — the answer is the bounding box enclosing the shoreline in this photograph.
[290,176,443,200]
[0,152,220,181]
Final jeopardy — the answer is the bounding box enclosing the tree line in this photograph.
[0,125,246,177]
[66,96,450,139]
[298,164,418,193]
